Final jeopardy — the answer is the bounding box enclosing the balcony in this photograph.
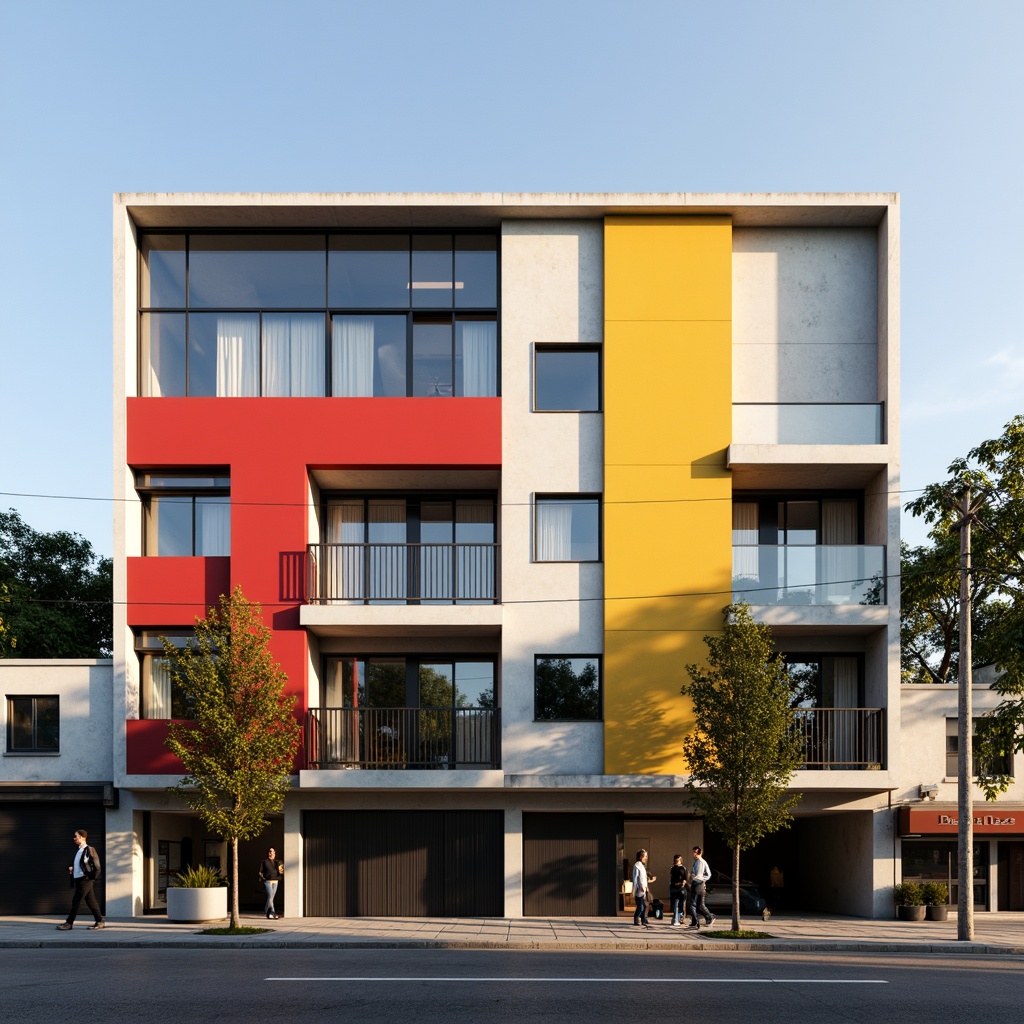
[305,542,498,605]
[305,707,500,769]
[733,545,886,606]
[733,403,884,445]
[793,707,885,769]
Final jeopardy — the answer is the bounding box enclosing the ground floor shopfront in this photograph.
[898,805,1024,912]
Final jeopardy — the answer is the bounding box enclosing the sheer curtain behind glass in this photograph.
[457,321,497,396]
[732,502,759,584]
[822,499,858,603]
[216,315,259,396]
[332,316,375,396]
[326,501,365,602]
[263,313,325,396]
[536,500,572,561]
[146,657,172,719]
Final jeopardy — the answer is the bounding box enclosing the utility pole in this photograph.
[954,486,982,942]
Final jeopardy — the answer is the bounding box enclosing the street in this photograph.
[5,948,1022,1022]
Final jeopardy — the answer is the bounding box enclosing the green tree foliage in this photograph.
[903,415,1024,797]
[534,657,600,720]
[164,587,301,928]
[682,604,803,930]
[0,509,112,658]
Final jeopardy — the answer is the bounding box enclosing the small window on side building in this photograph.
[6,696,59,752]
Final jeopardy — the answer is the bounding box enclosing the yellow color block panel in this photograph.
[603,214,732,775]
[604,320,731,467]
[604,628,708,775]
[605,216,732,323]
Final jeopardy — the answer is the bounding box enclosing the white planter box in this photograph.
[166,886,228,923]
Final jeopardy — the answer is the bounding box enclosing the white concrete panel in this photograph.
[500,220,606,778]
[733,228,878,402]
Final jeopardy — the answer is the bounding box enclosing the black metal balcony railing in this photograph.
[792,708,885,769]
[305,543,498,604]
[305,707,500,770]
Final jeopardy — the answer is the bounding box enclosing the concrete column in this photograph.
[504,807,523,918]
[283,799,302,918]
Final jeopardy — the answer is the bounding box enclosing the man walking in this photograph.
[687,845,715,930]
[57,829,104,930]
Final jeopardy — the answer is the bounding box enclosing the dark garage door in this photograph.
[304,809,503,917]
[523,812,622,917]
[0,802,106,915]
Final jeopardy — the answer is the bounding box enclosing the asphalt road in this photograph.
[7,948,1023,1022]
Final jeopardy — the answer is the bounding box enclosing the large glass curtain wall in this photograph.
[140,233,498,398]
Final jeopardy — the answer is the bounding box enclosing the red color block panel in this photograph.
[126,719,186,776]
[127,557,231,627]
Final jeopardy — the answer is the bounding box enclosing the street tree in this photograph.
[682,603,803,930]
[164,587,301,928]
[0,509,112,658]
[904,415,1024,796]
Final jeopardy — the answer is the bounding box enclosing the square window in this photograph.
[535,495,601,562]
[137,471,230,556]
[6,696,59,752]
[534,345,601,411]
[534,657,601,721]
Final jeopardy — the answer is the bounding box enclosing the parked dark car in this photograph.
[703,870,768,918]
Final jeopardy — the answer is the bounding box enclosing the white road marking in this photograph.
[266,977,888,984]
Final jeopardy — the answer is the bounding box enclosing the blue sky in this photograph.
[1,0,1021,557]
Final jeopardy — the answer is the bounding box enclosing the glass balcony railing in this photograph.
[733,545,886,606]
[733,403,884,445]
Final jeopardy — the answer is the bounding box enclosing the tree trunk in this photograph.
[230,836,240,929]
[732,844,741,932]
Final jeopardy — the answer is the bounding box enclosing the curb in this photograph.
[5,938,1024,955]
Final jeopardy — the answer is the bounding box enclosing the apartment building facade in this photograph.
[100,191,903,919]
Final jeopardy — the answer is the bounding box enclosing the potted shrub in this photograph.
[892,881,925,921]
[166,864,229,923]
[922,882,949,921]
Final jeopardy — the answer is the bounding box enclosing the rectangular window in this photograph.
[137,471,230,556]
[535,495,601,562]
[6,696,59,752]
[534,345,601,411]
[534,656,601,721]
[136,631,194,719]
[140,232,498,399]
[946,718,1014,779]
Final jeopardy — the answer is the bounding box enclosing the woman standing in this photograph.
[259,847,284,919]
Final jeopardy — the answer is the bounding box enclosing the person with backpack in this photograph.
[687,845,715,930]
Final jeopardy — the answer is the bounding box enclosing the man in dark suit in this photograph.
[57,829,104,930]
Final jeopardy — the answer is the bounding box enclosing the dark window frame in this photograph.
[732,490,865,546]
[533,344,602,412]
[134,630,197,720]
[138,231,500,399]
[533,655,603,722]
[945,717,1014,780]
[135,469,231,557]
[5,695,60,753]
[534,493,602,563]
[781,652,865,708]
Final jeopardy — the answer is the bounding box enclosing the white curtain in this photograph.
[195,497,230,556]
[326,501,365,602]
[216,315,259,396]
[263,314,325,396]
[146,657,171,719]
[732,502,759,583]
[822,499,858,603]
[459,321,497,397]
[830,656,860,765]
[332,316,375,396]
[536,500,572,561]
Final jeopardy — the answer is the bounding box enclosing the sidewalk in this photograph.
[3,911,1024,953]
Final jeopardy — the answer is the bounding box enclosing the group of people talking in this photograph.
[631,845,716,930]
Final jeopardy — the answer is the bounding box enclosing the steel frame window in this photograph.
[138,231,500,398]
[533,655,602,722]
[6,695,59,753]
[533,344,602,412]
[135,470,230,557]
